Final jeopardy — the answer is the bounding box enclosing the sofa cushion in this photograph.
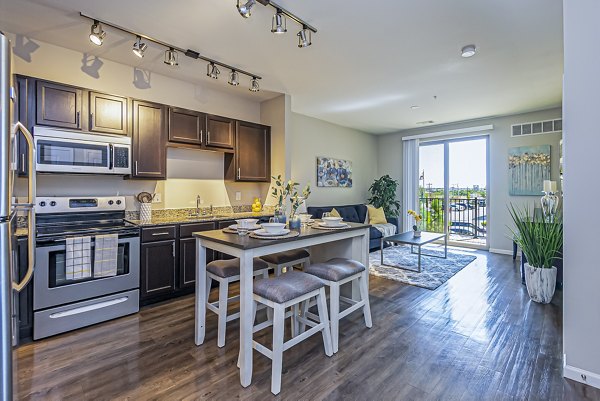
[369,227,383,239]
[367,205,388,224]
[335,206,360,223]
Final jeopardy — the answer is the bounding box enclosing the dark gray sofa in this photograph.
[306,204,399,251]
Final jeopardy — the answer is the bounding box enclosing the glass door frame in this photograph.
[419,134,490,250]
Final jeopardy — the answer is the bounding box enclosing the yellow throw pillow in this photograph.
[367,205,387,225]
[330,208,341,218]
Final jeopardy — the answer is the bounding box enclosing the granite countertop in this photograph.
[126,211,274,227]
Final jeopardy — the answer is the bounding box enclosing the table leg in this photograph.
[194,239,207,345]
[380,237,383,265]
[239,252,254,387]
[418,245,422,273]
[444,234,448,259]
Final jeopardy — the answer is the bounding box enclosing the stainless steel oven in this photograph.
[34,126,131,175]
[32,196,140,339]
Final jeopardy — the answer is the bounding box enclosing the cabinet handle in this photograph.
[238,168,241,179]
[172,242,175,258]
[76,111,80,127]
[90,112,94,127]
[152,232,170,236]
[207,131,210,144]
[21,154,25,173]
[200,129,203,143]
[135,161,138,175]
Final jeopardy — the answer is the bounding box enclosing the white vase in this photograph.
[524,263,557,304]
[413,230,421,238]
[140,203,152,222]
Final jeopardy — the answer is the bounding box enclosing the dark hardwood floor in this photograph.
[15,251,600,400]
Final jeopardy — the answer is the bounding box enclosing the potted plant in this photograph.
[368,175,401,217]
[270,174,291,223]
[508,204,563,304]
[407,210,423,237]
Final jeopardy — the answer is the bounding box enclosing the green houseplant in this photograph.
[368,175,401,217]
[508,204,563,304]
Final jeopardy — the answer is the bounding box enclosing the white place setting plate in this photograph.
[318,222,347,228]
[253,228,291,237]
[229,224,261,231]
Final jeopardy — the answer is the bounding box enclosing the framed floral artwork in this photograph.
[317,157,353,187]
[508,145,551,195]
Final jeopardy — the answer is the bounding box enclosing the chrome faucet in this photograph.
[210,204,214,216]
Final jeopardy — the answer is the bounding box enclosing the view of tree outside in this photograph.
[418,139,488,241]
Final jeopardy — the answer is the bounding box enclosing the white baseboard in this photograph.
[489,248,518,256]
[564,357,600,389]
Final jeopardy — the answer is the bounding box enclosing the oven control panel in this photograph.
[35,196,127,214]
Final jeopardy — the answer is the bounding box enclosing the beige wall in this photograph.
[289,112,378,206]
[10,33,271,210]
[378,107,562,252]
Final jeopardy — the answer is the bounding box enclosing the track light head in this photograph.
[297,27,312,48]
[89,21,106,46]
[132,36,147,58]
[237,0,256,18]
[228,70,240,86]
[207,63,221,79]
[164,48,178,66]
[249,77,260,92]
[271,10,287,34]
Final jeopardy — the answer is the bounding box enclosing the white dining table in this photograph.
[193,223,370,387]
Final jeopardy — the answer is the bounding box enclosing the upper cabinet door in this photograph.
[132,100,166,179]
[36,81,83,130]
[206,114,234,149]
[168,107,206,145]
[89,91,128,135]
[236,121,271,182]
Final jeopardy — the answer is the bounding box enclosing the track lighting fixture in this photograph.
[228,70,240,86]
[207,63,220,79]
[297,26,312,48]
[164,48,178,66]
[132,36,147,58]
[89,20,106,46]
[271,10,287,34]
[237,0,256,18]
[80,12,262,92]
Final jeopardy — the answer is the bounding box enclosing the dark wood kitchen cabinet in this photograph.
[131,100,167,179]
[168,107,206,146]
[36,80,83,130]
[140,239,176,300]
[179,222,216,289]
[88,91,128,135]
[230,121,271,182]
[206,114,234,149]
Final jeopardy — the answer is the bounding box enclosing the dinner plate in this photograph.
[318,222,346,228]
[229,224,261,231]
[253,228,290,237]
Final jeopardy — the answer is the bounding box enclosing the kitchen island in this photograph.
[193,222,370,388]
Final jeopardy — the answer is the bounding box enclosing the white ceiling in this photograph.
[0,0,564,134]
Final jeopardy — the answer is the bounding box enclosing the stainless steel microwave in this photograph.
[34,126,131,175]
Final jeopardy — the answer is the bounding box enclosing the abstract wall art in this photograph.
[317,157,353,187]
[508,145,551,195]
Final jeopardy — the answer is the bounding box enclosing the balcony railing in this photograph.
[419,197,487,239]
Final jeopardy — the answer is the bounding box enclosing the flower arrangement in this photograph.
[271,175,311,225]
[290,184,311,218]
[407,209,423,232]
[271,174,292,210]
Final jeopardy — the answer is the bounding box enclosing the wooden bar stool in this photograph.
[205,257,271,347]
[304,258,372,353]
[245,271,333,395]
[260,248,311,276]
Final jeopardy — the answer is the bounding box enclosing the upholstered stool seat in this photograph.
[206,258,271,348]
[304,258,365,282]
[244,271,332,395]
[207,257,269,278]
[261,249,310,266]
[253,271,324,304]
[303,258,372,354]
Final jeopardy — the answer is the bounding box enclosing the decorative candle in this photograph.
[543,180,557,193]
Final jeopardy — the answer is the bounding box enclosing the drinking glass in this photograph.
[269,216,280,223]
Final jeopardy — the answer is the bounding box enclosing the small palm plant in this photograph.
[507,203,562,303]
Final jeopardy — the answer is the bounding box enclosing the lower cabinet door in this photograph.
[179,238,215,289]
[141,240,176,299]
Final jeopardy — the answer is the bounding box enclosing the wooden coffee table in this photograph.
[380,231,448,273]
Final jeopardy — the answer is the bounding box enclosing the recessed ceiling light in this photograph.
[416,120,434,125]
[410,105,420,110]
[461,44,476,58]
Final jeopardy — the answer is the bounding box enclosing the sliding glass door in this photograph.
[419,136,489,249]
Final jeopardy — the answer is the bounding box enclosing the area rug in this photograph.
[369,245,477,290]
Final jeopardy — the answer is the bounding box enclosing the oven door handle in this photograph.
[13,122,36,293]
[109,143,114,170]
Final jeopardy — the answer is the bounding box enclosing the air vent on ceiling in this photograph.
[511,119,562,137]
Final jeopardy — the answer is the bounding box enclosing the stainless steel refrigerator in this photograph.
[0,32,36,401]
